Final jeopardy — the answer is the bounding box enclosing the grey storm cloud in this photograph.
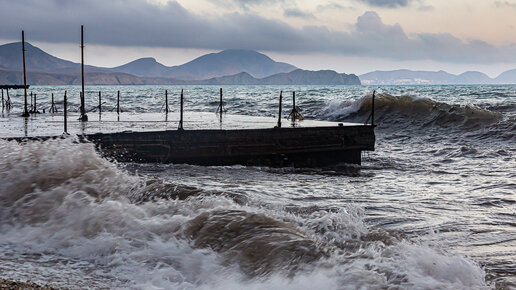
[283,8,315,19]
[356,0,412,7]
[0,0,514,63]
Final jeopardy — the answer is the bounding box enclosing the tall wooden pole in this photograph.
[80,25,88,121]
[277,91,282,128]
[21,31,29,117]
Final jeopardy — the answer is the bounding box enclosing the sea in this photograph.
[0,85,515,289]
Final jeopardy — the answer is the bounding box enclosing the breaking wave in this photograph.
[0,138,491,289]
[319,93,509,133]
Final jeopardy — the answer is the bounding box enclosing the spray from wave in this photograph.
[0,139,492,289]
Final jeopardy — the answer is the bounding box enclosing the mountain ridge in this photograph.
[360,69,515,84]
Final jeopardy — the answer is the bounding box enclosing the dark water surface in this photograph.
[0,85,515,289]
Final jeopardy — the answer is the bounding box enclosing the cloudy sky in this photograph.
[1,0,516,76]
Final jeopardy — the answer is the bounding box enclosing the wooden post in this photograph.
[30,92,33,112]
[98,91,101,114]
[21,31,29,117]
[117,90,120,114]
[219,88,223,123]
[1,89,3,111]
[50,93,57,113]
[277,91,282,128]
[371,90,375,127]
[6,89,11,110]
[64,91,68,133]
[179,89,184,130]
[292,91,295,113]
[79,25,88,121]
[165,90,169,114]
[34,93,37,113]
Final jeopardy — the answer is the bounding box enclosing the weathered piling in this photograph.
[117,90,120,115]
[165,90,169,114]
[79,25,88,122]
[179,89,184,130]
[5,89,11,110]
[30,92,33,112]
[372,90,375,127]
[98,91,102,114]
[21,31,29,117]
[64,91,68,133]
[218,88,223,123]
[1,89,4,111]
[277,91,283,128]
[50,93,58,113]
[33,93,37,113]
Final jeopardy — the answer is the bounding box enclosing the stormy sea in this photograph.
[0,85,514,289]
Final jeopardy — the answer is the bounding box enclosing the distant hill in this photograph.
[110,57,169,78]
[194,69,360,85]
[0,68,360,85]
[0,68,145,85]
[360,69,515,85]
[0,42,104,74]
[0,42,362,85]
[495,69,516,84]
[112,49,297,80]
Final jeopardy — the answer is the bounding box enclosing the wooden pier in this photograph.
[87,124,374,167]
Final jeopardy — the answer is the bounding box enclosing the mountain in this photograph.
[360,69,516,85]
[0,69,145,85]
[110,57,170,78]
[166,49,297,80]
[0,42,78,73]
[495,69,516,84]
[0,68,360,85]
[455,71,492,84]
[195,69,360,85]
[113,49,297,80]
[360,70,457,85]
[0,42,360,85]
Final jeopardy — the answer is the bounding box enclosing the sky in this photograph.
[1,0,516,77]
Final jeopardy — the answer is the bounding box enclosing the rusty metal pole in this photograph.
[179,89,184,130]
[80,25,88,121]
[371,90,375,127]
[277,91,282,128]
[21,31,29,117]
[64,91,68,133]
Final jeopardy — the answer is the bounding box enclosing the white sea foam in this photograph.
[0,138,492,289]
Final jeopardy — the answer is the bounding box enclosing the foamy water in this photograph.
[0,85,514,289]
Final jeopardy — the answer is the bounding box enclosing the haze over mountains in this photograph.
[0,42,515,85]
